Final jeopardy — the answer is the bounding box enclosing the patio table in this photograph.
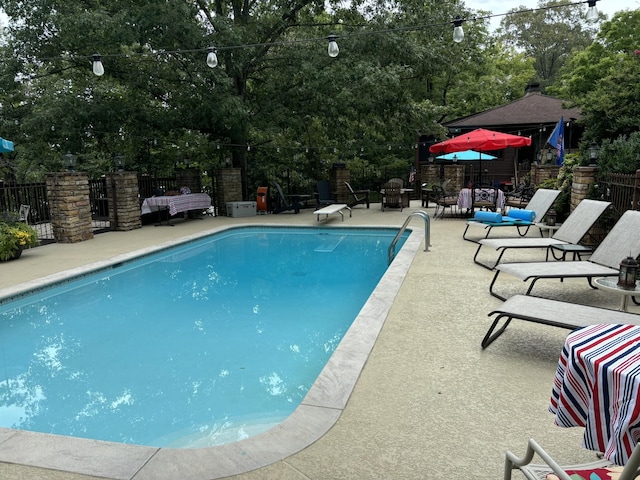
[141,193,212,225]
[550,323,640,466]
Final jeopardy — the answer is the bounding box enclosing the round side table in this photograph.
[593,277,640,312]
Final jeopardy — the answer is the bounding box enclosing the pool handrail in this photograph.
[388,210,430,264]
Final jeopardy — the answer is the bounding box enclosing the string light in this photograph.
[452,16,465,43]
[327,35,339,58]
[206,47,218,68]
[1,0,599,76]
[92,53,104,76]
[585,0,599,22]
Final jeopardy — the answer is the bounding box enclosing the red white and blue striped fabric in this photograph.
[550,323,640,466]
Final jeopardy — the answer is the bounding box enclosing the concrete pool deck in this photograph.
[0,202,637,480]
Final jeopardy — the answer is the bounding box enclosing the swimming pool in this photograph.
[0,226,409,448]
[0,222,424,479]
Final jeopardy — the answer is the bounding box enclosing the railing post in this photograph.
[634,169,640,211]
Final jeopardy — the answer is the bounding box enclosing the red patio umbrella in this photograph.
[429,128,531,184]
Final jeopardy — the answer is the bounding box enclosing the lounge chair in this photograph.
[489,209,640,300]
[481,294,640,348]
[344,182,370,209]
[462,188,560,243]
[315,180,335,207]
[381,180,403,211]
[272,182,301,214]
[504,438,640,480]
[473,199,611,270]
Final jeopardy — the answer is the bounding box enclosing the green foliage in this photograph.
[589,133,640,176]
[497,0,598,88]
[0,216,38,261]
[536,153,579,221]
[550,10,640,141]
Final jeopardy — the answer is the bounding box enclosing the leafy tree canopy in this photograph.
[497,0,599,88]
[549,10,640,145]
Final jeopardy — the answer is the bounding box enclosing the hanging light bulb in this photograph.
[327,35,339,58]
[92,53,104,76]
[585,0,599,22]
[206,47,218,68]
[452,16,465,43]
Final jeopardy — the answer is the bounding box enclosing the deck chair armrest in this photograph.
[505,439,574,480]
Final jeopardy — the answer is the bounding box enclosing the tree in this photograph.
[0,0,532,192]
[549,10,640,143]
[497,0,599,88]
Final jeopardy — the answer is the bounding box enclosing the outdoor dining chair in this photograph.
[344,182,370,209]
[432,185,459,218]
[381,180,403,211]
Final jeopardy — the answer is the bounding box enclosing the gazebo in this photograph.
[418,83,583,187]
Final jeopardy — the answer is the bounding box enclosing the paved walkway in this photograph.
[0,202,635,479]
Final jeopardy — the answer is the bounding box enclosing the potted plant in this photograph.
[0,214,39,261]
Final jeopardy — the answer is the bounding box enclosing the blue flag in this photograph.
[547,117,564,166]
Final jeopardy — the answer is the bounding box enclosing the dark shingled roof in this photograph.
[444,90,582,130]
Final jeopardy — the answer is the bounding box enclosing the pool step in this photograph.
[314,235,345,252]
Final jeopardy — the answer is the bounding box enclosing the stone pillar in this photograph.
[105,172,142,231]
[571,166,599,211]
[532,164,561,185]
[215,168,242,216]
[46,172,94,243]
[420,164,440,187]
[443,164,464,193]
[175,168,202,194]
[330,164,350,204]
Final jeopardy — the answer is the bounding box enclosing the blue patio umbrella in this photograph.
[436,149,498,184]
[436,149,497,161]
[0,137,14,153]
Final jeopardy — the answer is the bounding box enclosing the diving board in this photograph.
[313,204,351,222]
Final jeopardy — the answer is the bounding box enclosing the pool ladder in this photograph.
[388,211,431,265]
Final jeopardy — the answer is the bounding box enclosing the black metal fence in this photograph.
[0,181,54,241]
[588,170,640,245]
[600,171,640,215]
[88,178,110,233]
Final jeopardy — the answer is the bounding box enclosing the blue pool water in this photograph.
[0,226,407,448]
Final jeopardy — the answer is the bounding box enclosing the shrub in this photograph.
[0,218,39,261]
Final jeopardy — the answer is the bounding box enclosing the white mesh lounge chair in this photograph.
[481,294,640,348]
[463,188,561,243]
[473,199,611,270]
[505,438,640,480]
[489,209,640,300]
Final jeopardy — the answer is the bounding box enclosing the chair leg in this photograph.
[489,270,507,301]
[481,315,513,349]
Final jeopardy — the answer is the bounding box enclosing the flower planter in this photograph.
[1,247,23,262]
